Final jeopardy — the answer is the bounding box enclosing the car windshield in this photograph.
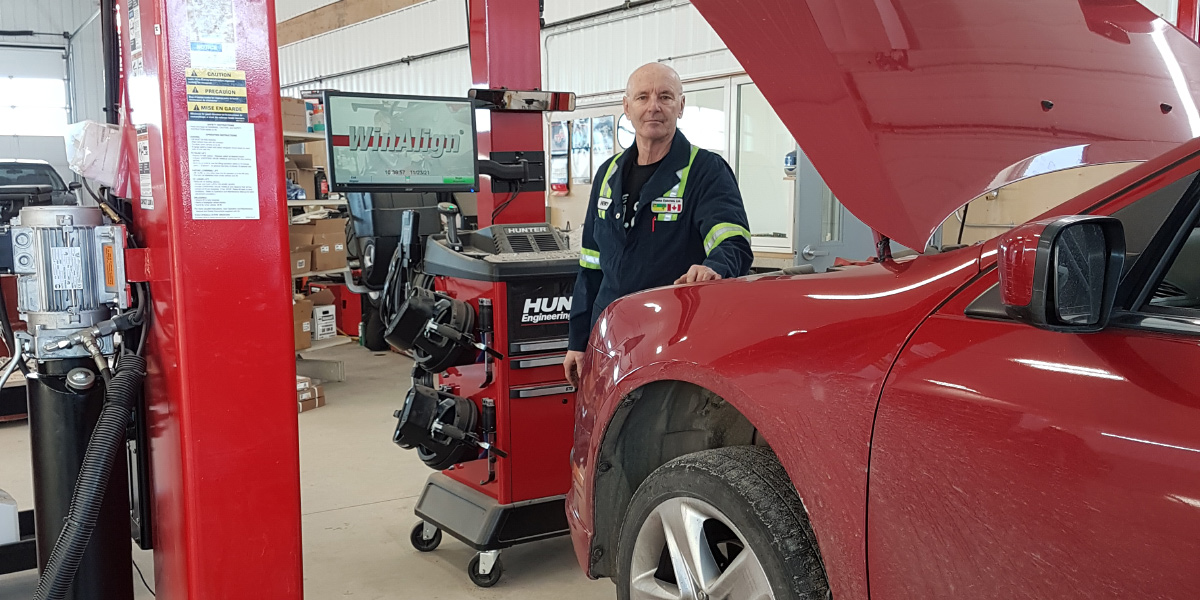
[940,162,1143,247]
[0,164,66,191]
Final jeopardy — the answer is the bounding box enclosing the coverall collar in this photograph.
[610,129,694,203]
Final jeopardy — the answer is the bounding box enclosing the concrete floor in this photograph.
[0,344,615,599]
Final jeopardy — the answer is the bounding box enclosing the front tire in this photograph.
[616,446,829,600]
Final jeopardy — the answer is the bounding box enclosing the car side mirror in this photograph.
[68,182,82,191]
[998,216,1125,333]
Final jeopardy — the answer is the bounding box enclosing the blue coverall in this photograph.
[568,129,753,352]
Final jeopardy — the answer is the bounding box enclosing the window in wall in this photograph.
[735,82,795,250]
[678,87,727,157]
[0,77,68,136]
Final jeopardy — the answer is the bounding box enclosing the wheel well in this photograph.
[589,380,763,578]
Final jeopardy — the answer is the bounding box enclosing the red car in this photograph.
[566,1,1200,599]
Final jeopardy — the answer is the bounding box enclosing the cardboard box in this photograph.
[298,396,326,413]
[290,249,312,275]
[306,288,336,306]
[296,375,312,391]
[311,284,361,335]
[288,226,314,248]
[291,217,347,237]
[294,298,314,351]
[285,154,319,200]
[297,384,324,402]
[298,385,326,413]
[291,218,348,272]
[310,240,347,271]
[312,305,337,341]
[281,97,307,133]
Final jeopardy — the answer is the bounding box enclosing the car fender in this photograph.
[571,249,984,599]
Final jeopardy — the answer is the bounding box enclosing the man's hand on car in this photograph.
[674,264,722,284]
[564,350,586,388]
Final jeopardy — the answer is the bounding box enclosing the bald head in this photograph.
[625,63,683,98]
[623,63,686,149]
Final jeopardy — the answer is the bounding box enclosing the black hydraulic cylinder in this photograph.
[28,358,133,600]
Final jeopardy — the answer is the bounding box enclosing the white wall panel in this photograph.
[275,0,340,23]
[278,0,467,88]
[281,48,472,97]
[1137,0,1180,23]
[69,15,106,124]
[276,0,742,104]
[541,0,624,26]
[543,1,741,101]
[0,0,95,34]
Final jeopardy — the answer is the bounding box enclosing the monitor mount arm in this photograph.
[477,152,545,194]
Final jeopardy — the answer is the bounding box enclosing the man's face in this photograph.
[623,69,685,144]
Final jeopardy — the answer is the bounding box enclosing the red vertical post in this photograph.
[468,0,547,226]
[1179,0,1200,43]
[122,0,303,596]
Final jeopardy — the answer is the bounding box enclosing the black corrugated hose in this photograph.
[32,353,147,600]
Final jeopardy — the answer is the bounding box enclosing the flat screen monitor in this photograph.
[324,92,479,193]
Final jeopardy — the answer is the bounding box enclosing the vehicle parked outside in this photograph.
[0,160,80,206]
[566,1,1200,599]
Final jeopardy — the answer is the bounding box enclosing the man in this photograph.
[564,63,753,386]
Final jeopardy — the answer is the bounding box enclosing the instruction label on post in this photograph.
[136,125,154,209]
[186,122,260,220]
[185,68,247,122]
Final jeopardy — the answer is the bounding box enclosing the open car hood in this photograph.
[691,0,1200,250]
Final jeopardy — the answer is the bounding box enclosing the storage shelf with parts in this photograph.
[292,268,349,280]
[282,130,324,145]
[287,198,347,208]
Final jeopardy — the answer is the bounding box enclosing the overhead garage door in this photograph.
[0,45,72,178]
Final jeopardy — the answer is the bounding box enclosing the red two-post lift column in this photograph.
[122,0,303,597]
[469,0,547,226]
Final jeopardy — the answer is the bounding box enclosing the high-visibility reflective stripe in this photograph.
[703,222,751,255]
[599,153,623,198]
[579,248,601,269]
[666,146,701,199]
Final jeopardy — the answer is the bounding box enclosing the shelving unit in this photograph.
[293,268,349,280]
[288,198,347,208]
[283,130,324,145]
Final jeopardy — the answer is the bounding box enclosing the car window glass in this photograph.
[0,165,65,190]
[1111,172,1198,273]
[1146,216,1200,312]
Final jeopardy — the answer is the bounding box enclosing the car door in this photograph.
[866,163,1200,599]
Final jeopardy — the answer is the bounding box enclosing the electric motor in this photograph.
[10,206,128,359]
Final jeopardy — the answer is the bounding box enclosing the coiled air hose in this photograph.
[33,354,147,600]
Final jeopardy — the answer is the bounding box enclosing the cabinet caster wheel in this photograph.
[468,553,503,587]
[410,522,441,552]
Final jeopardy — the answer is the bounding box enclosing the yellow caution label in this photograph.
[188,102,247,114]
[185,68,244,80]
[189,84,246,97]
[103,245,116,287]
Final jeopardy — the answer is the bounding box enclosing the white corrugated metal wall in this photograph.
[277,0,740,103]
[278,0,471,97]
[543,0,741,102]
[276,0,341,22]
[0,0,106,179]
